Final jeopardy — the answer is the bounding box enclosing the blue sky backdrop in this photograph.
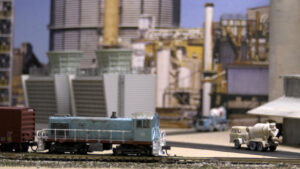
[14,0,270,64]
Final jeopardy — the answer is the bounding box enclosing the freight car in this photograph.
[36,113,170,156]
[0,107,35,152]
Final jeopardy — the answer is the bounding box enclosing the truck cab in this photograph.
[230,126,248,148]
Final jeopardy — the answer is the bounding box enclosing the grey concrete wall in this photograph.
[227,66,269,95]
[283,118,300,145]
[269,0,300,101]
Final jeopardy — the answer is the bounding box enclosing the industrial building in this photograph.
[268,0,300,101]
[207,5,271,123]
[0,0,13,106]
[247,0,300,146]
[49,0,180,68]
[22,0,158,127]
[249,75,300,145]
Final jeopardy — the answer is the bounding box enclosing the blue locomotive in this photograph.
[36,113,170,156]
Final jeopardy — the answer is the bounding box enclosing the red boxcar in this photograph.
[0,107,35,152]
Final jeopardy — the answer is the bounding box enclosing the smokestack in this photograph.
[103,0,119,47]
[202,3,214,117]
[203,3,214,72]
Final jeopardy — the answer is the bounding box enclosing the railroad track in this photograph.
[0,152,300,165]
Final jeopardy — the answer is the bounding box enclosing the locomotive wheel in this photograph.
[78,147,88,154]
[269,145,277,152]
[142,148,151,156]
[49,144,56,154]
[234,140,241,149]
[257,142,264,152]
[249,142,257,151]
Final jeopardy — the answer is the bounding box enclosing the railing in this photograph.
[36,129,131,143]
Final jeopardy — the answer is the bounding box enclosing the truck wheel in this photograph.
[249,142,257,151]
[234,140,241,149]
[209,125,214,132]
[221,124,227,131]
[257,142,264,152]
[269,146,277,152]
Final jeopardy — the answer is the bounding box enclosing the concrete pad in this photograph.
[164,128,300,158]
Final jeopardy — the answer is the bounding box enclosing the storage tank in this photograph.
[247,123,279,140]
[156,49,170,107]
[178,67,191,89]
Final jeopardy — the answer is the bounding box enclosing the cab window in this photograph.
[136,120,150,128]
[143,120,150,128]
[136,120,143,128]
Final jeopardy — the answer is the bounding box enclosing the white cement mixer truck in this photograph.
[230,123,280,151]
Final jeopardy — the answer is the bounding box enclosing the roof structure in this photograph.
[248,97,300,119]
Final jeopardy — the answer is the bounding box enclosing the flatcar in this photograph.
[36,113,170,156]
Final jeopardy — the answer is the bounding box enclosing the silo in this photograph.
[156,49,171,108]
[268,0,300,100]
[49,0,181,68]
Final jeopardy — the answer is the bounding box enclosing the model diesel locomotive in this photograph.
[36,113,170,156]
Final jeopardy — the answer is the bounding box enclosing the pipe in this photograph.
[255,11,260,61]
[202,3,214,116]
[203,3,214,72]
[103,0,119,47]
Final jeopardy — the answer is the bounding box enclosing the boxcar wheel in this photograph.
[0,144,8,152]
[21,143,29,152]
[234,140,241,149]
[14,144,21,152]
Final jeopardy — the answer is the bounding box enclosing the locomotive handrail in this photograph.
[36,129,131,142]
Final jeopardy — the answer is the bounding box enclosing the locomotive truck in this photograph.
[230,123,280,151]
[36,113,170,156]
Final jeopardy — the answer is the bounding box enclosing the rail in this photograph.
[1,152,300,166]
[36,129,131,143]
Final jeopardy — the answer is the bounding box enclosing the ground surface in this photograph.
[1,129,300,168]
[165,128,300,158]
